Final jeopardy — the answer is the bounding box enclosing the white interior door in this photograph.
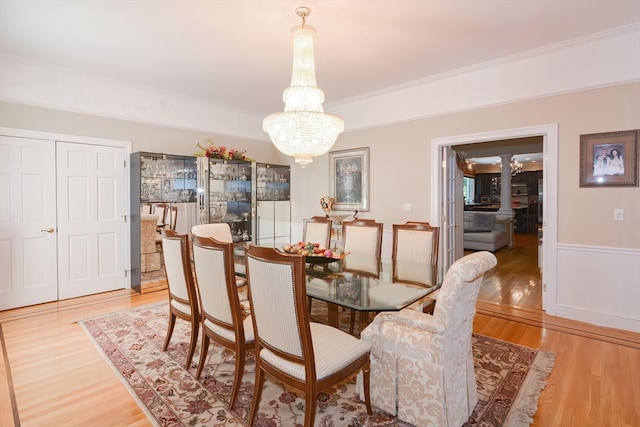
[57,142,126,299]
[0,136,58,309]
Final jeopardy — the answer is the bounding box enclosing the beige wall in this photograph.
[2,82,639,250]
[294,82,640,250]
[0,101,283,163]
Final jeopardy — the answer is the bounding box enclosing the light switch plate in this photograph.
[403,203,412,212]
[614,209,624,221]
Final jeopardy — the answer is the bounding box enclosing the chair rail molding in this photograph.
[556,243,640,333]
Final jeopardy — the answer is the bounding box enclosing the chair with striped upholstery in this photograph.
[245,245,372,427]
[160,229,200,369]
[192,235,254,410]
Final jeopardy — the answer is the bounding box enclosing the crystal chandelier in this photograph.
[510,156,523,176]
[263,7,344,168]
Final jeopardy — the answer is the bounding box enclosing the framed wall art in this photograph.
[579,129,638,187]
[329,147,370,211]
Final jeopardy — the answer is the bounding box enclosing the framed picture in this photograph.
[579,129,639,187]
[329,147,370,211]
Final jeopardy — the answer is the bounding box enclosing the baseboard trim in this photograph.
[476,300,640,349]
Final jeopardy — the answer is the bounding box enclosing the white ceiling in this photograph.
[1,0,638,119]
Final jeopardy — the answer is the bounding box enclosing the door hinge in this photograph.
[124,269,128,278]
[543,283,546,292]
[124,160,127,168]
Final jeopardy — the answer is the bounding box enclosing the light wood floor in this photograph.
[476,231,543,310]
[1,252,639,426]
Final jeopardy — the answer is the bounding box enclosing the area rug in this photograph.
[80,302,555,427]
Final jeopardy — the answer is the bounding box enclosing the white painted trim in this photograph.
[1,24,638,139]
[0,126,133,289]
[431,123,559,315]
[555,243,640,333]
[333,24,639,130]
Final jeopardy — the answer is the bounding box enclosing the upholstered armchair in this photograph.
[357,251,497,426]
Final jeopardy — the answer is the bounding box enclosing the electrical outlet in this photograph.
[614,209,624,221]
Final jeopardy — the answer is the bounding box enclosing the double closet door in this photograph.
[0,130,128,310]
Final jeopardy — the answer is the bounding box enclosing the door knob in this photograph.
[41,227,55,233]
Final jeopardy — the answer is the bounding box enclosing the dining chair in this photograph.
[358,251,497,426]
[140,203,152,215]
[341,219,383,259]
[191,223,233,243]
[154,204,168,249]
[302,216,333,248]
[341,219,383,333]
[392,221,440,313]
[303,216,333,313]
[191,223,246,287]
[153,203,167,228]
[161,229,200,369]
[192,235,254,410]
[165,206,178,231]
[244,245,372,427]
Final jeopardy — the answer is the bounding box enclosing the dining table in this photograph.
[234,248,444,335]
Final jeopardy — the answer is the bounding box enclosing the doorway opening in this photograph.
[431,124,558,316]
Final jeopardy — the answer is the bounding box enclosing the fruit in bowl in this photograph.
[282,242,346,259]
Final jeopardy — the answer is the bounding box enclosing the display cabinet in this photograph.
[130,152,198,292]
[255,163,291,247]
[196,157,255,243]
[195,159,291,247]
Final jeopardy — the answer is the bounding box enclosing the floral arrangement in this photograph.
[195,140,253,161]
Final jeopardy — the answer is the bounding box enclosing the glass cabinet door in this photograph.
[255,163,291,247]
[197,157,254,243]
[139,153,197,203]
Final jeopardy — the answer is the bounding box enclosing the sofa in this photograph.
[463,212,508,252]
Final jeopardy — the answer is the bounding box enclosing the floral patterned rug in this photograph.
[80,302,554,427]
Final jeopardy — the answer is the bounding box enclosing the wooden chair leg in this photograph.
[185,319,199,368]
[195,333,210,379]
[163,312,177,350]
[248,364,265,425]
[229,347,245,410]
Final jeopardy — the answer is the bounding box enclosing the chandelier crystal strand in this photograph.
[263,7,344,167]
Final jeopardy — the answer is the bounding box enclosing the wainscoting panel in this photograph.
[556,244,640,333]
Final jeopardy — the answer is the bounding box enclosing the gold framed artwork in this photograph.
[579,129,638,187]
[329,147,370,211]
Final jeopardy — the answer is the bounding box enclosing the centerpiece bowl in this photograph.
[282,242,348,264]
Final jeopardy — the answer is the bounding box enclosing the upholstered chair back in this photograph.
[342,219,383,258]
[432,251,496,339]
[160,229,200,368]
[153,204,167,227]
[303,216,333,247]
[245,246,306,358]
[392,221,439,265]
[162,231,192,308]
[191,223,233,243]
[358,250,497,426]
[193,236,236,326]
